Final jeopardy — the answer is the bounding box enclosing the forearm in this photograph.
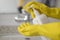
[18,0,24,7]
[17,0,24,13]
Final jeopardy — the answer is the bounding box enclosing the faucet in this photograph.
[15,9,32,22]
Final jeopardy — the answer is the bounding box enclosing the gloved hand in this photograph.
[18,22,60,40]
[23,1,60,19]
[32,8,48,24]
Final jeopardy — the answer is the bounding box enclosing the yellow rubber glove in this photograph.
[32,8,48,24]
[23,1,60,19]
[18,22,60,40]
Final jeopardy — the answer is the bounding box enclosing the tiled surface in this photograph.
[0,35,44,40]
[0,35,25,40]
[0,26,25,40]
[0,26,18,35]
[0,26,26,40]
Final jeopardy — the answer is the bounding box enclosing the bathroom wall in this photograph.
[0,0,60,13]
[0,0,18,13]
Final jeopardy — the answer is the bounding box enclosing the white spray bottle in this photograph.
[32,7,49,24]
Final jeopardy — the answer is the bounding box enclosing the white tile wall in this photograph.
[0,0,18,13]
